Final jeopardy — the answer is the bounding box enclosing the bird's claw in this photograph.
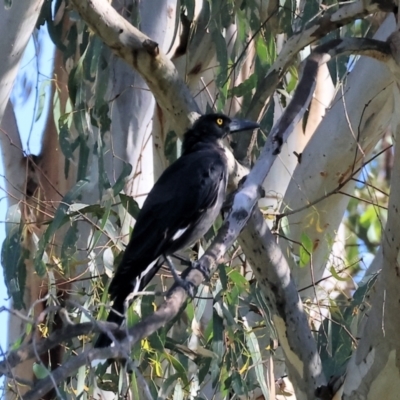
[165,255,197,298]
[191,260,210,281]
[177,278,197,298]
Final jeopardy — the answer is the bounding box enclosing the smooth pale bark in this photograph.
[240,209,326,400]
[0,101,25,204]
[0,2,48,398]
[341,124,400,399]
[246,0,394,122]
[280,16,396,296]
[0,1,45,203]
[70,0,200,131]
[0,0,44,126]
[259,63,335,215]
[338,28,400,400]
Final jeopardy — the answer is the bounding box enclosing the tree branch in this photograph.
[239,209,325,399]
[70,0,199,133]
[69,0,249,189]
[340,31,400,399]
[247,0,395,121]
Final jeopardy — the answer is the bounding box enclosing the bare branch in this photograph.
[246,0,396,121]
[69,0,200,133]
[69,0,249,189]
[0,321,119,377]
[239,209,326,398]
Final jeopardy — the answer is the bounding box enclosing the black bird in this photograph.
[95,113,259,348]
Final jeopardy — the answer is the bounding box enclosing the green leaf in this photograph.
[130,370,140,400]
[216,301,237,327]
[33,363,50,379]
[90,37,104,79]
[329,266,348,282]
[58,113,75,161]
[88,198,112,253]
[367,219,381,244]
[194,284,210,323]
[230,370,245,395]
[228,74,257,98]
[245,329,269,399]
[141,286,156,317]
[76,365,86,396]
[35,80,50,122]
[60,223,78,273]
[218,263,228,291]
[228,269,248,288]
[164,354,189,387]
[359,204,377,228]
[112,162,133,196]
[301,0,319,29]
[2,205,27,309]
[148,330,165,353]
[158,373,180,400]
[299,232,313,267]
[280,215,290,237]
[211,310,224,386]
[77,135,90,181]
[212,27,228,88]
[120,193,141,219]
[286,65,299,93]
[278,0,295,35]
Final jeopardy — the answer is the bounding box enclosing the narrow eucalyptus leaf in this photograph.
[120,193,141,219]
[112,162,133,196]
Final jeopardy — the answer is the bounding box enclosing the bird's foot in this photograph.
[190,260,210,281]
[165,256,196,298]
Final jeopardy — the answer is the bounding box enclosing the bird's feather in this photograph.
[108,144,227,299]
[94,113,258,349]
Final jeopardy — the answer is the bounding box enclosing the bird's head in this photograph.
[182,113,259,153]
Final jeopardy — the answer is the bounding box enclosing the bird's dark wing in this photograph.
[108,146,227,298]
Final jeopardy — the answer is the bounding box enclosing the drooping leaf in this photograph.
[229,73,257,98]
[120,193,141,219]
[2,224,27,310]
[33,363,50,379]
[299,232,313,267]
[35,80,50,122]
[112,162,133,196]
[58,113,76,177]
[60,222,78,274]
[245,329,270,399]
[211,309,224,387]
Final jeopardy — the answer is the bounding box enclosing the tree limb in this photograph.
[246,0,396,121]
[70,0,200,133]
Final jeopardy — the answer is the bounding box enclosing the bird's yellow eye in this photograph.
[216,118,223,126]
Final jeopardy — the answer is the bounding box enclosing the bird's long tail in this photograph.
[94,258,162,348]
[94,295,125,348]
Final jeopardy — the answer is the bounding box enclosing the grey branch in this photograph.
[246,0,396,121]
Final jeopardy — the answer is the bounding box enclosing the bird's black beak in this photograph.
[229,118,259,133]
